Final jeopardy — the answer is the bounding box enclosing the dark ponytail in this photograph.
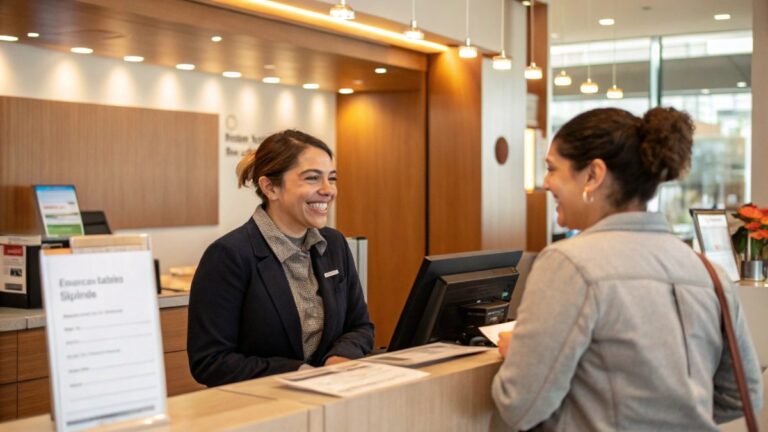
[554,107,694,207]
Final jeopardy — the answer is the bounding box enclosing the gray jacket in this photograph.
[492,212,763,431]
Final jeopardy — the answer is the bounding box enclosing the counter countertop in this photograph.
[0,289,189,332]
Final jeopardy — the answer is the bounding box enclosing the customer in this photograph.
[492,107,763,430]
[188,129,374,387]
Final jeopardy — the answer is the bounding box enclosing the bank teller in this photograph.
[187,129,374,387]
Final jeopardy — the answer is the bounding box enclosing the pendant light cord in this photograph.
[611,0,617,85]
[500,0,505,52]
[586,0,591,79]
[465,0,470,40]
[529,0,535,64]
[412,0,417,21]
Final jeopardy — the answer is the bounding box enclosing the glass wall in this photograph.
[550,30,753,240]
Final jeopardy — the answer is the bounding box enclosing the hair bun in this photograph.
[639,107,694,182]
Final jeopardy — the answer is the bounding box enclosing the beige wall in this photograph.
[753,0,768,204]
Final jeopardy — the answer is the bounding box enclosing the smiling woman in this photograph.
[187,129,374,386]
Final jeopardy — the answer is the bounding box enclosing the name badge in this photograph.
[324,269,340,278]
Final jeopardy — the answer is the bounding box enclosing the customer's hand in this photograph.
[324,355,351,366]
[497,331,513,358]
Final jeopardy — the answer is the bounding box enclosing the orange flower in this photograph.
[739,205,764,220]
[745,221,762,230]
[748,229,768,240]
[761,216,768,226]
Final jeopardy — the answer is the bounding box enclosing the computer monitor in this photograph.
[33,185,85,238]
[388,250,522,351]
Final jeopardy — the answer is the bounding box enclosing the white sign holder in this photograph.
[40,239,168,431]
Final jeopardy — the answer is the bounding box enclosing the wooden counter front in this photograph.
[0,351,508,432]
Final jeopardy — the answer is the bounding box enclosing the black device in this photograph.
[388,250,522,351]
[81,210,112,235]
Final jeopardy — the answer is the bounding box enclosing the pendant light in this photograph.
[404,0,424,40]
[524,0,542,79]
[553,0,572,86]
[580,0,598,94]
[492,0,512,70]
[458,0,478,58]
[329,0,355,20]
[606,0,623,99]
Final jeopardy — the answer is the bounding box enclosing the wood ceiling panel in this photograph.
[0,0,425,92]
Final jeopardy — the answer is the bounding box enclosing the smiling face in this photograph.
[260,146,337,237]
[543,140,591,230]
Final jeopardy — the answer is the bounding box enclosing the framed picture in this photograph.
[690,209,741,282]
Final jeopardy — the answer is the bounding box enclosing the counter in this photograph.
[0,350,509,432]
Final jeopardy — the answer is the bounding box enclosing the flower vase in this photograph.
[741,260,765,281]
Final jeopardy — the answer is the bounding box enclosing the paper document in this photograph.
[276,361,428,397]
[41,250,167,431]
[363,342,491,367]
[479,321,517,345]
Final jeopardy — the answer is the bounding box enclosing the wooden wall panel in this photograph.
[17,377,49,419]
[160,307,189,353]
[0,383,17,421]
[0,96,218,233]
[0,332,17,384]
[525,190,548,252]
[17,329,47,382]
[336,90,427,347]
[164,351,205,396]
[427,51,482,255]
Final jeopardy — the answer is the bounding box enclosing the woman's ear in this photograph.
[257,176,278,200]
[585,158,608,193]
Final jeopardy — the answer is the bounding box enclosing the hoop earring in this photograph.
[582,189,595,204]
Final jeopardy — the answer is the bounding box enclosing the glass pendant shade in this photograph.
[606,84,624,99]
[554,70,572,86]
[580,78,599,94]
[492,51,512,70]
[329,1,355,20]
[404,19,424,40]
[458,38,478,58]
[525,62,543,80]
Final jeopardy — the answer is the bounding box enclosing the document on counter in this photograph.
[363,342,492,367]
[479,320,517,345]
[40,250,167,431]
[276,361,429,397]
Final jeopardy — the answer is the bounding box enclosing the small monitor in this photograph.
[33,185,85,238]
[388,250,522,351]
[690,209,740,281]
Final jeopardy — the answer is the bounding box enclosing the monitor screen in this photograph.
[388,250,522,351]
[33,185,85,238]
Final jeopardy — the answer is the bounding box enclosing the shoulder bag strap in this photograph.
[696,252,758,431]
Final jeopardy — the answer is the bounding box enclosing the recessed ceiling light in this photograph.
[737,81,747,88]
[70,47,93,54]
[211,35,223,42]
[0,35,18,42]
[599,18,615,26]
[701,88,711,95]
[303,83,320,90]
[123,55,144,63]
[374,67,387,74]
[264,64,276,70]
[714,14,731,20]
[521,0,531,5]
[338,88,354,94]
[27,32,40,38]
[222,71,242,78]
[262,76,280,84]
[176,63,195,70]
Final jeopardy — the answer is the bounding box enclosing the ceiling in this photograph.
[0,0,429,93]
[547,0,753,44]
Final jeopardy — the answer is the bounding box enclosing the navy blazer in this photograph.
[187,218,374,387]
